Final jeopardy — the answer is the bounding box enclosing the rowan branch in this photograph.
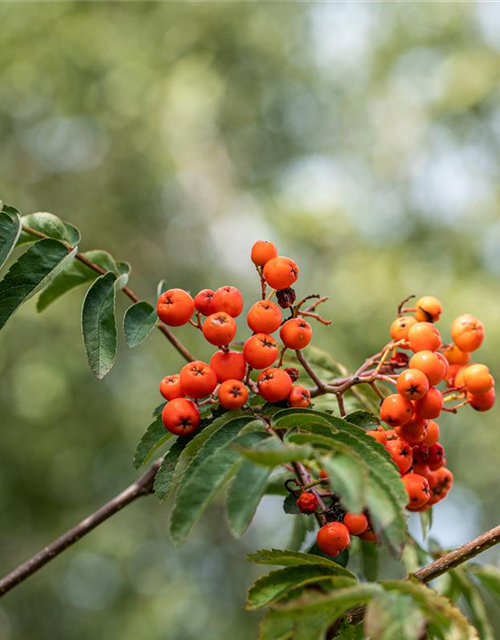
[0,459,162,598]
[21,225,195,363]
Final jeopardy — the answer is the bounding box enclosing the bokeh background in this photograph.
[1,2,500,638]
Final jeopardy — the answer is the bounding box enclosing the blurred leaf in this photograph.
[1,203,21,217]
[63,221,81,245]
[322,452,369,513]
[364,591,426,640]
[259,612,293,640]
[152,401,167,418]
[235,439,313,466]
[153,438,194,501]
[283,494,301,515]
[451,569,495,640]
[265,472,293,496]
[82,271,126,379]
[133,415,171,469]
[361,538,379,582]
[246,549,355,577]
[286,515,308,552]
[272,583,381,617]
[18,212,68,245]
[226,458,272,536]
[157,279,168,298]
[419,509,433,539]
[271,407,337,431]
[301,345,345,377]
[468,564,500,603]
[0,239,76,331]
[0,210,21,270]
[345,410,380,429]
[123,301,157,348]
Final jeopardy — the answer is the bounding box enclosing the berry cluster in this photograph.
[157,241,315,435]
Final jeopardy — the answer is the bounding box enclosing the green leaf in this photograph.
[63,221,81,245]
[123,301,157,348]
[271,407,337,431]
[0,210,21,270]
[419,508,433,539]
[364,591,426,640]
[235,439,313,466]
[133,415,171,469]
[0,239,76,331]
[468,564,500,602]
[1,203,21,218]
[246,566,355,610]
[246,549,355,576]
[18,212,68,245]
[322,452,369,513]
[259,612,293,640]
[451,569,494,640]
[272,583,381,617]
[170,430,267,545]
[37,250,121,312]
[283,494,301,515]
[81,271,124,379]
[286,515,308,552]
[345,410,380,429]
[226,459,272,536]
[153,438,193,501]
[361,537,379,582]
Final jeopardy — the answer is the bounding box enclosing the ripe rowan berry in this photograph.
[280,318,312,350]
[288,385,311,407]
[397,369,430,401]
[413,387,444,420]
[162,398,200,436]
[412,443,429,464]
[251,240,278,267]
[468,387,496,412]
[463,364,494,395]
[446,364,463,388]
[408,322,442,353]
[212,286,243,318]
[402,473,430,508]
[358,527,378,542]
[409,351,446,386]
[380,394,414,427]
[390,316,418,341]
[257,368,293,403]
[296,491,318,514]
[454,365,468,389]
[179,360,218,399]
[412,462,432,481]
[428,467,453,504]
[243,333,279,369]
[427,443,445,470]
[157,288,195,326]
[451,314,485,353]
[218,379,248,410]
[395,416,428,444]
[316,522,350,557]
[263,257,299,290]
[247,300,282,334]
[343,512,368,536]
[209,350,246,383]
[415,296,443,323]
[422,420,440,447]
[202,312,237,347]
[159,374,185,401]
[194,289,216,316]
[443,344,471,366]
[366,426,387,445]
[386,439,413,474]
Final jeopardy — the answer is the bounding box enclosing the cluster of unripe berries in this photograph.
[157,241,313,435]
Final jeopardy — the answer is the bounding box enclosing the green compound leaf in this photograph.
[364,591,426,640]
[234,439,313,466]
[133,415,171,469]
[18,212,68,245]
[0,210,21,271]
[123,301,157,348]
[0,238,76,332]
[246,549,356,576]
[226,459,272,537]
[345,410,380,429]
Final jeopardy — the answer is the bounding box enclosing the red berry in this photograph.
[159,374,185,401]
[162,398,200,436]
[468,387,496,412]
[263,257,299,290]
[157,288,194,326]
[280,318,312,350]
[179,361,217,399]
[296,491,318,514]
[427,443,445,470]
[243,333,279,370]
[366,426,388,445]
[316,522,350,557]
[257,368,292,403]
[202,312,237,347]
[386,439,413,474]
[194,289,216,316]
[212,286,243,318]
[402,473,430,508]
[343,512,368,536]
[218,379,248,410]
[251,240,278,267]
[413,387,443,419]
[396,369,430,401]
[247,300,282,334]
[209,350,246,383]
[380,394,414,427]
[288,385,311,408]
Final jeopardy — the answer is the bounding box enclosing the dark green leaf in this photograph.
[307,541,350,569]
[286,515,308,552]
[152,401,167,418]
[0,211,21,270]
[364,591,426,640]
[283,494,300,515]
[0,239,76,331]
[235,439,313,466]
[153,438,192,501]
[18,212,68,245]
[124,301,157,348]
[63,221,81,245]
[1,203,21,218]
[451,569,494,640]
[271,407,337,431]
[272,583,381,616]
[345,410,380,429]
[246,549,355,576]
[468,564,500,602]
[133,415,171,469]
[227,459,272,536]
[361,537,379,582]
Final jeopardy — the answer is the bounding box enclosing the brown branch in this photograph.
[0,459,162,598]
[21,225,195,362]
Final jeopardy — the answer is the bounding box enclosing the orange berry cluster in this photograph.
[377,296,493,512]
[157,241,312,435]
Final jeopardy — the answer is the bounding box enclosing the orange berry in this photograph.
[412,462,432,481]
[263,256,299,290]
[428,467,453,505]
[159,374,185,401]
[445,363,462,388]
[288,385,311,407]
[415,296,443,323]
[454,365,468,390]
[202,312,237,347]
[243,333,279,370]
[296,491,318,515]
[408,322,442,352]
[380,394,414,427]
[402,473,430,508]
[316,522,350,557]
[468,387,496,412]
[343,512,368,536]
[358,526,378,542]
[194,289,216,316]
[366,426,387,445]
[395,416,428,444]
[443,344,471,366]
[218,379,248,410]
[413,387,444,420]
[251,240,278,267]
[212,286,243,318]
[179,360,218,399]
[390,316,418,341]
[157,288,195,327]
[422,420,440,447]
[409,351,446,386]
[209,350,246,383]
[247,300,282,334]
[257,368,293,403]
[280,318,312,350]
[396,369,430,401]
[451,314,485,353]
[463,364,494,395]
[386,439,413,474]
[162,398,200,436]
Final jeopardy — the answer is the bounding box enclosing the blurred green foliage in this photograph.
[2,2,500,638]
